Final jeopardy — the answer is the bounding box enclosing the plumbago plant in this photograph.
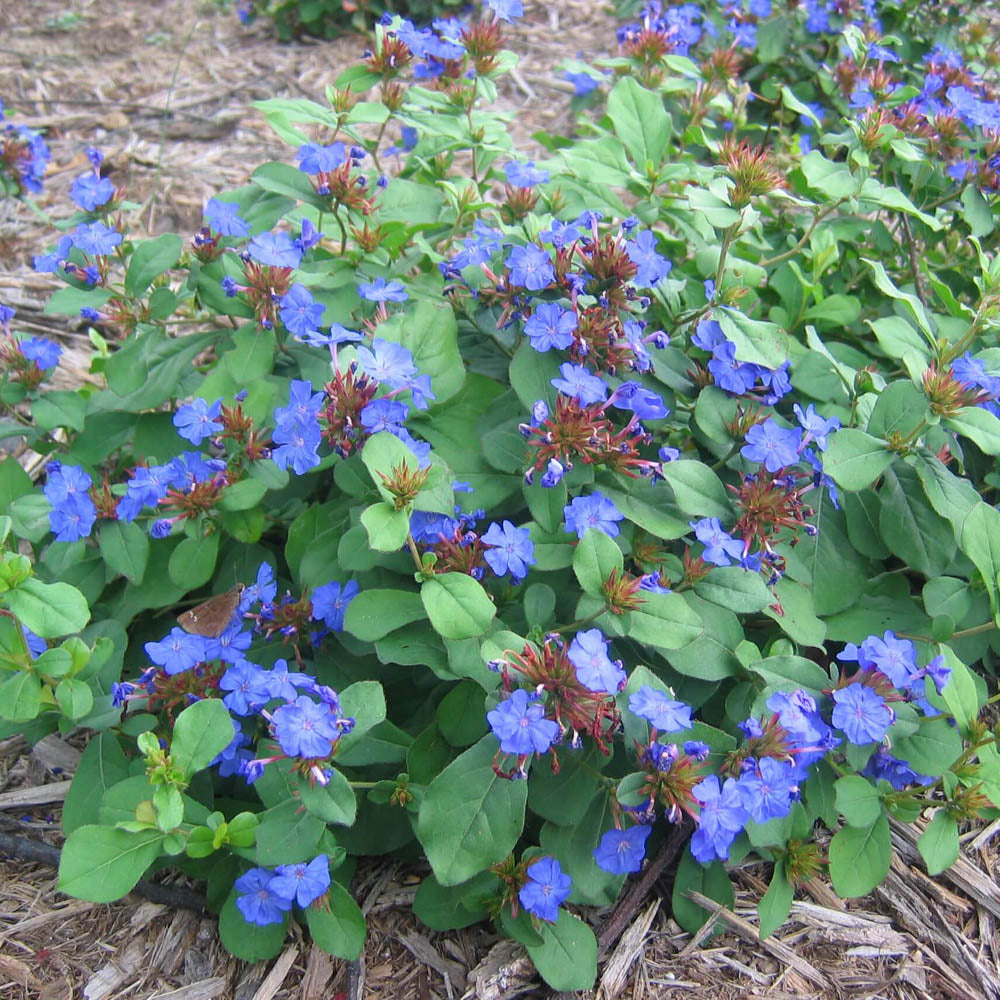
[3,0,1000,989]
[0,98,50,199]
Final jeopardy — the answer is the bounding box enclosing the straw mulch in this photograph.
[2,1,1000,997]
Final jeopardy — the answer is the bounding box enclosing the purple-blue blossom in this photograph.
[70,172,114,211]
[736,757,796,823]
[518,857,571,923]
[831,683,894,745]
[279,284,326,338]
[71,221,122,256]
[564,492,624,539]
[355,338,418,388]
[204,197,251,237]
[311,579,359,631]
[358,277,408,302]
[144,628,209,676]
[741,419,802,473]
[271,695,342,759]
[690,517,744,567]
[504,160,549,187]
[298,142,346,174]
[524,303,576,352]
[593,825,652,874]
[628,686,693,732]
[625,230,672,287]
[481,520,535,582]
[269,855,331,907]
[247,231,302,269]
[506,244,555,291]
[567,628,625,692]
[487,688,559,755]
[235,868,292,926]
[690,775,748,863]
[551,363,607,404]
[173,397,224,445]
[19,337,62,370]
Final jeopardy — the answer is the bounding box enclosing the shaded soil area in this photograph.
[2,1,1000,997]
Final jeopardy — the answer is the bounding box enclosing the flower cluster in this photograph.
[0,99,50,195]
[234,855,331,925]
[0,303,62,390]
[690,318,791,405]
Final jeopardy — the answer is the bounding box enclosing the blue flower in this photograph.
[518,857,571,923]
[144,627,209,676]
[44,464,97,542]
[628,686,693,732]
[708,340,757,394]
[279,284,326,338]
[832,683,893,744]
[564,492,624,539]
[741,419,802,472]
[19,337,62,370]
[71,221,122,255]
[270,855,331,907]
[859,749,933,790]
[173,397,223,445]
[358,277,408,302]
[793,403,840,451]
[296,323,364,348]
[70,172,114,211]
[485,0,524,23]
[204,197,250,237]
[116,463,173,522]
[355,338,418,388]
[506,244,555,290]
[247,231,302,269]
[410,511,459,544]
[565,71,600,97]
[608,381,669,420]
[736,757,796,823]
[311,579,359,631]
[235,868,291,926]
[551,363,607,404]
[625,230,672,287]
[593,825,652,874]
[272,695,341,759]
[271,417,321,475]
[487,688,559,755]
[219,661,274,716]
[524,303,576,352]
[690,517,743,567]
[691,775,748,863]
[481,520,535,582]
[568,628,625,692]
[360,398,409,434]
[297,142,346,174]
[504,161,550,188]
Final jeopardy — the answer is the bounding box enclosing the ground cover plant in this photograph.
[1,0,1000,990]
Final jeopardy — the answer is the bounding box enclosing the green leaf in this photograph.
[762,578,826,647]
[939,646,980,737]
[437,680,488,747]
[413,872,494,931]
[171,699,235,777]
[361,430,420,496]
[375,299,465,405]
[750,655,829,696]
[4,578,90,638]
[525,910,598,992]
[222,324,275,383]
[597,480,688,540]
[168,533,220,590]
[343,589,426,642]
[961,185,994,237]
[33,390,86,433]
[917,810,959,876]
[878,465,956,579]
[218,478,267,512]
[862,259,936,340]
[58,827,164,902]
[306,881,365,959]
[828,816,891,898]
[717,309,789,370]
[417,734,528,885]
[822,430,895,491]
[671,849,733,934]
[892,718,962,777]
[606,76,672,168]
[125,234,183,297]
[694,567,774,613]
[624,590,703,650]
[758,863,793,939]
[361,502,410,552]
[945,406,1000,455]
[62,735,130,833]
[218,890,287,961]
[867,380,929,439]
[834,776,882,828]
[55,678,93,720]
[660,461,732,521]
[960,502,1000,609]
[255,799,325,865]
[572,529,623,596]
[98,520,149,585]
[0,672,41,722]
[298,768,357,826]
[421,573,496,640]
